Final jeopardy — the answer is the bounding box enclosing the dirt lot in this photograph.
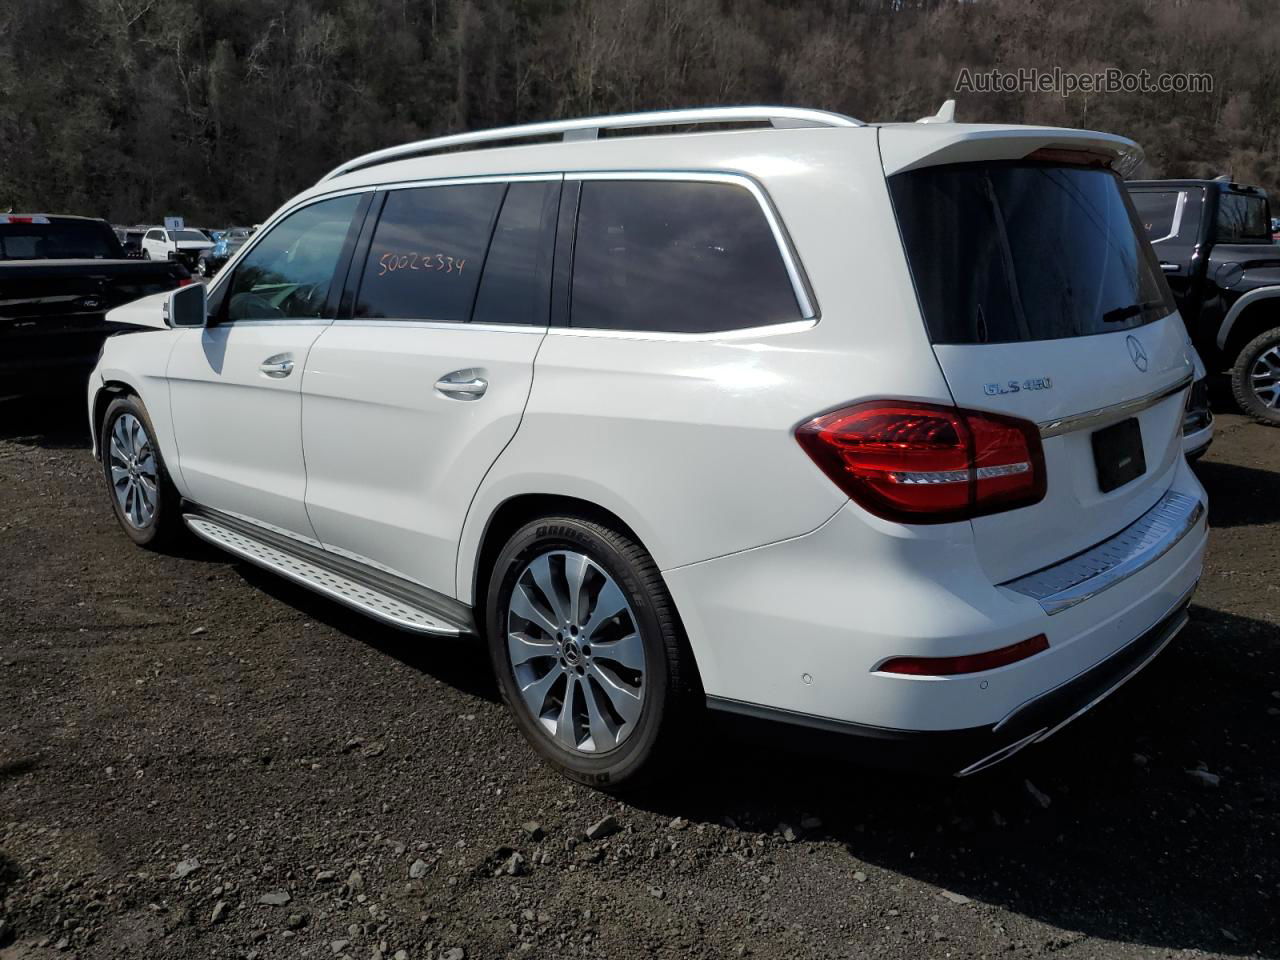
[1,387,1277,960]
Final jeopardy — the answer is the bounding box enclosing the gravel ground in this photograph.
[1,386,1277,960]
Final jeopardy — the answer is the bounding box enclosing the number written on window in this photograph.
[374,251,467,277]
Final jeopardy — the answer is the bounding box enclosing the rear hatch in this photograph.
[881,127,1195,583]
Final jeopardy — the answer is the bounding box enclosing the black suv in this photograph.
[1127,178,1280,424]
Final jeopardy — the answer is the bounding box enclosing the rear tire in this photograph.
[484,515,697,790]
[100,395,184,548]
[1230,327,1280,426]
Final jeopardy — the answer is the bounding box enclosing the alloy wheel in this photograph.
[107,413,158,528]
[1251,345,1280,410]
[505,550,646,753]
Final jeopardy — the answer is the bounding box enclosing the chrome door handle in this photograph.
[260,355,294,378]
[434,371,488,400]
[1160,262,1179,273]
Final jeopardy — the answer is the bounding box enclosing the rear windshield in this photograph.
[0,221,122,260]
[889,162,1175,345]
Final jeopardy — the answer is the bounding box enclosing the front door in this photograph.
[167,192,366,542]
[301,178,560,594]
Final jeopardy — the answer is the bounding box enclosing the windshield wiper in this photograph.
[1102,300,1165,324]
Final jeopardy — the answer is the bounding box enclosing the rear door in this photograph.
[887,156,1194,583]
[301,177,560,596]
[1127,185,1204,311]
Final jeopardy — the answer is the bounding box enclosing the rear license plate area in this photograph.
[1091,417,1146,493]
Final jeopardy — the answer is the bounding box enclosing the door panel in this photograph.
[301,322,544,589]
[300,178,559,595]
[168,322,327,540]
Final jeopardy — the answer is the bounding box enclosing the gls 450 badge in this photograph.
[983,377,1053,396]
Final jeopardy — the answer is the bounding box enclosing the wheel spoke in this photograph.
[129,416,145,457]
[590,631,644,672]
[111,416,130,455]
[509,582,559,636]
[582,679,619,752]
[507,631,558,667]
[528,554,569,626]
[563,552,591,624]
[587,662,642,725]
[110,465,130,486]
[517,666,561,717]
[581,579,628,641]
[555,675,579,748]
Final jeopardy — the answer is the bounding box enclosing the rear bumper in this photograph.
[667,457,1208,763]
[708,586,1192,775]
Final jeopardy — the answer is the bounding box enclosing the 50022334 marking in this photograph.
[375,252,468,277]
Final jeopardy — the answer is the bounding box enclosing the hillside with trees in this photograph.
[1,0,1277,224]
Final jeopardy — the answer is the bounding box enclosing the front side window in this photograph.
[354,183,505,322]
[569,180,802,334]
[1217,192,1270,244]
[890,161,1176,344]
[225,194,361,321]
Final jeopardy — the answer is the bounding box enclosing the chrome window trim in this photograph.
[331,318,548,335]
[999,489,1205,615]
[565,169,817,321]
[547,317,818,343]
[1038,372,1193,438]
[1148,189,1187,244]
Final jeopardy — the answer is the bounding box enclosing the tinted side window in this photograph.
[472,181,559,326]
[1217,192,1270,243]
[570,180,801,334]
[1130,191,1180,242]
[355,183,505,322]
[227,194,360,321]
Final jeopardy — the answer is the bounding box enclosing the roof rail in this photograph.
[318,106,863,183]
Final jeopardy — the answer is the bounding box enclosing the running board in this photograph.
[183,513,472,637]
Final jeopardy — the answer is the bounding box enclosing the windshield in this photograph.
[0,221,122,260]
[170,229,208,242]
[889,161,1176,344]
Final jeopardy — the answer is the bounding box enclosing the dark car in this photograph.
[1127,178,1280,425]
[0,214,191,398]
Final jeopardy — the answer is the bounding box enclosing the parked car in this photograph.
[140,227,214,270]
[1127,178,1280,424]
[1271,216,1280,244]
[89,107,1207,787]
[1183,345,1214,460]
[196,227,252,278]
[0,214,191,397]
[114,226,146,258]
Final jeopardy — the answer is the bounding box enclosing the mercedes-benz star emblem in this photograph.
[1126,335,1149,372]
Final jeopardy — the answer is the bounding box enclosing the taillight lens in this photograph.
[878,634,1049,676]
[796,401,1046,523]
[177,277,194,287]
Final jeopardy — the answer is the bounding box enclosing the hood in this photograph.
[176,240,214,251]
[105,289,172,330]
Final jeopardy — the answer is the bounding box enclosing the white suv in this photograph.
[89,106,1208,787]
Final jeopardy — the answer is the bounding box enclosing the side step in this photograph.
[184,513,471,637]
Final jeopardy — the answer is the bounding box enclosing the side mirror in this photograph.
[166,282,208,328]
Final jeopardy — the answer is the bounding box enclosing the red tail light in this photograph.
[796,401,1046,523]
[878,634,1049,676]
[177,277,194,287]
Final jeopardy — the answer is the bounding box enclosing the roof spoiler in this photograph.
[879,125,1144,178]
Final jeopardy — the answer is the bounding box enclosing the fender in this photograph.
[1217,286,1280,351]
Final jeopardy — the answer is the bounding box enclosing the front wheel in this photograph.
[1231,326,1280,426]
[485,515,697,789]
[100,395,184,548]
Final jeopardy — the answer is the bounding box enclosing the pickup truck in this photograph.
[1127,178,1280,425]
[0,214,191,398]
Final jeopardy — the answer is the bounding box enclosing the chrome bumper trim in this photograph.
[1000,490,1205,615]
[1038,373,1192,439]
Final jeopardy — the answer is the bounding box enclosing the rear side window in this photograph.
[355,183,505,322]
[1130,190,1182,242]
[472,181,559,326]
[890,162,1176,345]
[1216,192,1270,243]
[569,180,802,334]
